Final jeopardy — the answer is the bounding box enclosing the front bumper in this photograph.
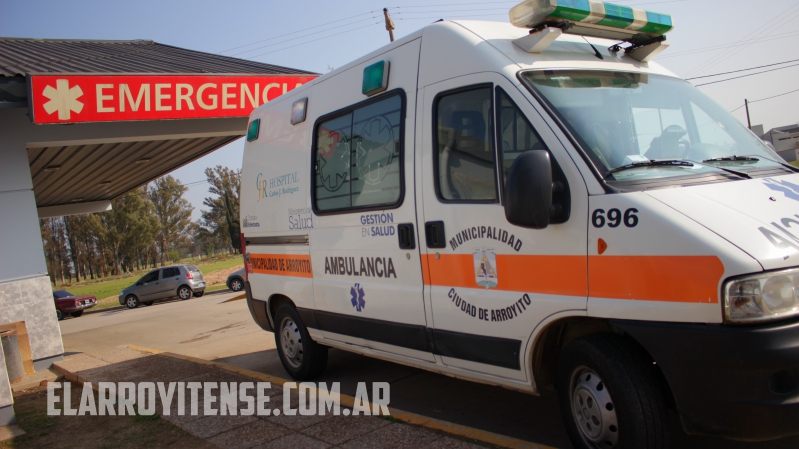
[64,300,97,312]
[613,318,799,441]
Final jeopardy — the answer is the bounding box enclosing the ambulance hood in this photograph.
[646,174,799,271]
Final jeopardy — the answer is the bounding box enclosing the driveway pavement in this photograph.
[60,291,799,448]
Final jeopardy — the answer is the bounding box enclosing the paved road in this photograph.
[60,293,799,449]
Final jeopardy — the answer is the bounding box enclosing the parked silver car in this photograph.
[226,268,245,292]
[119,264,205,309]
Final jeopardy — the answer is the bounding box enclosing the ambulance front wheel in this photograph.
[274,303,328,380]
[557,333,669,449]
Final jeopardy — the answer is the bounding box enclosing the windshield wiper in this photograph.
[686,158,750,179]
[705,154,799,173]
[702,156,759,162]
[604,159,693,179]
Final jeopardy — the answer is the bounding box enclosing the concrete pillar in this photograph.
[0,108,65,425]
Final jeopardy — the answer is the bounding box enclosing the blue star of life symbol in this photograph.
[350,283,365,312]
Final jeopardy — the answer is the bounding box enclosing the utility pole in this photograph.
[383,8,395,42]
[744,99,751,129]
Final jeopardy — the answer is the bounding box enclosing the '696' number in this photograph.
[592,208,639,228]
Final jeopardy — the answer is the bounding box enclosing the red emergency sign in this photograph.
[29,74,317,124]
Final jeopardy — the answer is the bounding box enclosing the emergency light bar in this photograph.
[510,0,673,40]
[509,0,673,61]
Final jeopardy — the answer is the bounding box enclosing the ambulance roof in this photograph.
[309,19,677,92]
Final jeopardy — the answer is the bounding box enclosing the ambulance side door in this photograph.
[417,73,589,381]
[308,39,434,363]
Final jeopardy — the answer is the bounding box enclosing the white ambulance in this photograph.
[240,1,799,446]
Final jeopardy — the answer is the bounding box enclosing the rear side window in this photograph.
[434,86,497,202]
[313,92,404,213]
[186,264,200,272]
[162,267,180,278]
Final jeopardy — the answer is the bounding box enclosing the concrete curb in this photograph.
[128,344,555,449]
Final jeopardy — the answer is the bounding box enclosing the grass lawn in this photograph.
[791,161,799,168]
[60,255,243,302]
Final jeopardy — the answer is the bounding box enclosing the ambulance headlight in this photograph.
[724,268,799,323]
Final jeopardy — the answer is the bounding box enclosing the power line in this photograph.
[659,31,799,59]
[229,16,381,56]
[218,10,387,54]
[391,1,516,7]
[395,14,508,21]
[694,63,799,87]
[686,58,799,80]
[391,0,685,6]
[730,88,799,112]
[249,24,382,59]
[684,3,799,77]
[396,7,515,14]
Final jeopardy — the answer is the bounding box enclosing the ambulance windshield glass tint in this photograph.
[314,94,402,212]
[522,70,785,182]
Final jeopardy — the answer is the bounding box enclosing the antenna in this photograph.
[383,8,396,42]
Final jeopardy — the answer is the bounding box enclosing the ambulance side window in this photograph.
[434,86,497,202]
[314,93,403,213]
[496,88,547,184]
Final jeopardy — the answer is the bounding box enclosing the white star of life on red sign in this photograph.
[42,79,84,120]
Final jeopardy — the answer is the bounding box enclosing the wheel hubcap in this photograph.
[127,297,136,307]
[232,280,241,290]
[180,288,190,299]
[571,368,618,448]
[280,318,303,369]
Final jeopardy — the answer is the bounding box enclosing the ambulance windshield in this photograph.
[521,70,787,183]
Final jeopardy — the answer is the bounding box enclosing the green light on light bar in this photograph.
[510,0,674,37]
[362,60,390,96]
[247,119,260,142]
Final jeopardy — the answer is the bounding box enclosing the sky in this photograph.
[3,0,798,219]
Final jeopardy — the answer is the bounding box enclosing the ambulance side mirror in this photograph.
[504,150,552,229]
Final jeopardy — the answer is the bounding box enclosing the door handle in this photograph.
[425,221,446,248]
[397,223,416,250]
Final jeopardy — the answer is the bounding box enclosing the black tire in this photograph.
[557,333,669,449]
[70,311,84,318]
[177,285,192,300]
[229,278,243,292]
[125,295,140,309]
[193,291,204,297]
[142,301,154,306]
[274,303,328,380]
[56,309,64,321]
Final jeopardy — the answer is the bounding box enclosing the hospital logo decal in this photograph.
[350,283,366,312]
[473,247,498,289]
[764,178,799,202]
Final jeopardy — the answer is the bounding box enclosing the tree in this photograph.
[41,218,70,285]
[200,166,241,253]
[89,187,156,275]
[149,175,194,266]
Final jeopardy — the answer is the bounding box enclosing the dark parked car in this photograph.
[226,268,245,292]
[118,264,206,309]
[53,290,97,320]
